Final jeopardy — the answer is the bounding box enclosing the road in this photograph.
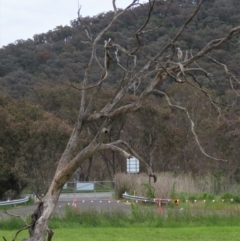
[0,192,132,219]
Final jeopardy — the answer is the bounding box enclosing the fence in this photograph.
[0,181,114,203]
[61,180,115,194]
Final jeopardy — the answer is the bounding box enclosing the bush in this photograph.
[141,183,155,198]
[114,172,240,199]
[221,192,240,203]
[197,192,215,201]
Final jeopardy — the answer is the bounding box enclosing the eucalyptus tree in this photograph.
[6,0,240,240]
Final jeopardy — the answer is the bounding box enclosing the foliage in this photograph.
[221,192,240,203]
[197,192,215,201]
[141,183,155,198]
[115,172,240,199]
[170,182,177,198]
[0,95,71,199]
[0,217,27,230]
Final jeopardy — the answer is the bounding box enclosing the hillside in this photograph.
[0,0,240,98]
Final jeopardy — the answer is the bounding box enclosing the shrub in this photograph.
[114,172,240,199]
[197,192,215,201]
[221,192,240,203]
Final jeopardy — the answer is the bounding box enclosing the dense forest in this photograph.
[0,0,240,199]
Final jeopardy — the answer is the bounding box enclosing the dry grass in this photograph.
[115,172,240,198]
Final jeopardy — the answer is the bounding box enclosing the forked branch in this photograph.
[101,140,157,182]
[207,56,240,97]
[3,209,28,226]
[3,210,32,241]
[152,89,227,162]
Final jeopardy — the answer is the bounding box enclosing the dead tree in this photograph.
[6,0,240,240]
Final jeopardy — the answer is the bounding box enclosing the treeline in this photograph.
[1,82,240,199]
[0,0,240,199]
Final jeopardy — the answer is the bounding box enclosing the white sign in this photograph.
[76,182,94,191]
[127,157,139,174]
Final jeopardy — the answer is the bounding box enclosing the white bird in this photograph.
[177,47,183,62]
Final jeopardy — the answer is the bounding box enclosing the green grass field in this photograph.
[1,227,240,241]
[1,202,240,240]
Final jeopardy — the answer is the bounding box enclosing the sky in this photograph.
[0,0,144,48]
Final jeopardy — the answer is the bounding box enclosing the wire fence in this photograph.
[61,180,115,194]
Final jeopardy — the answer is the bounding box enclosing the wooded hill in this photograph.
[0,0,240,199]
[1,0,240,97]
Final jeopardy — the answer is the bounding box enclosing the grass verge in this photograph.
[1,203,240,230]
[1,227,240,241]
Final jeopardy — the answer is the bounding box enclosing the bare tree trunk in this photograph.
[27,185,61,241]
[85,157,93,181]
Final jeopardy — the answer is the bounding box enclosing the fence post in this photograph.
[158,198,162,213]
[74,179,76,198]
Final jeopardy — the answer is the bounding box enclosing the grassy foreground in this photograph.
[1,203,240,240]
[1,227,240,241]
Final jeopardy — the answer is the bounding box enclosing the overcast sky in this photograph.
[0,0,144,48]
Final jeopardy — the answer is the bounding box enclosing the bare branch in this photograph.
[85,25,240,138]
[169,61,186,82]
[111,43,137,72]
[133,0,156,51]
[3,210,32,241]
[115,49,128,72]
[138,0,173,36]
[46,228,54,241]
[169,57,223,119]
[3,210,28,225]
[185,26,240,66]
[66,39,112,92]
[99,143,131,159]
[188,49,213,80]
[152,89,227,162]
[158,61,180,82]
[132,0,173,55]
[185,68,213,78]
[185,76,222,123]
[108,140,147,165]
[79,0,140,121]
[112,0,117,15]
[207,56,240,97]
[77,5,93,42]
[151,0,203,65]
[99,140,157,182]
[12,225,32,241]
